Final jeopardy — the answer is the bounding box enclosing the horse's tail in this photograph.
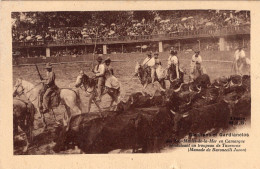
[27,102,36,127]
[75,91,82,111]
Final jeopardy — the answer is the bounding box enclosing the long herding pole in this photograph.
[92,27,99,70]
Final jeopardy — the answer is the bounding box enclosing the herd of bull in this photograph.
[52,73,251,153]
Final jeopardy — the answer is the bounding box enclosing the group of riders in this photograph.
[39,45,249,113]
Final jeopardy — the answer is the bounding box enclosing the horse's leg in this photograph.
[50,108,60,125]
[19,124,29,153]
[87,94,94,113]
[41,113,47,130]
[158,79,166,91]
[141,82,148,96]
[109,98,115,111]
[64,105,71,127]
[93,100,102,113]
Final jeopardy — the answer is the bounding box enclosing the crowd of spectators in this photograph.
[12,10,250,43]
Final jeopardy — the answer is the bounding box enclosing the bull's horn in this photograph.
[214,85,219,89]
[224,81,230,88]
[196,85,201,93]
[170,110,176,115]
[189,85,193,92]
[130,96,134,104]
[238,81,242,86]
[186,97,192,105]
[202,96,206,99]
[182,113,189,118]
[230,80,234,86]
[235,99,239,104]
[174,83,183,92]
[160,88,166,92]
[223,98,228,103]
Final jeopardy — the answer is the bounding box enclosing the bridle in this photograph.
[13,79,42,100]
[81,76,97,95]
[13,80,25,97]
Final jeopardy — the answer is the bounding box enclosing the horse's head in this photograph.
[134,62,141,75]
[13,78,24,97]
[82,75,97,93]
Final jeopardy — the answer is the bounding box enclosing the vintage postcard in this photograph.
[0,1,260,169]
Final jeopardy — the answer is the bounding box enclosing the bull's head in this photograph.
[223,98,239,116]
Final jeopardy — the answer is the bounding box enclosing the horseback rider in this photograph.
[39,62,57,114]
[142,51,156,84]
[104,70,121,110]
[167,49,180,80]
[93,55,105,102]
[104,57,114,75]
[190,50,203,81]
[154,52,161,67]
[234,45,250,75]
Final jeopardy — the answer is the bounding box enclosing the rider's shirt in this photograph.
[234,49,246,61]
[45,71,56,87]
[142,57,155,67]
[105,75,120,89]
[94,63,105,77]
[167,55,178,67]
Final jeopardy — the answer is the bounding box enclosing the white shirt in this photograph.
[105,75,120,89]
[234,49,246,61]
[191,55,202,64]
[167,55,178,67]
[94,63,105,76]
[142,57,155,67]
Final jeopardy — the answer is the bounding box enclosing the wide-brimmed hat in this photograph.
[237,45,244,49]
[96,56,103,61]
[171,50,177,55]
[45,62,52,69]
[105,57,111,62]
[147,51,152,56]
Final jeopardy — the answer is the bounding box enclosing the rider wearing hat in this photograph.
[142,51,156,84]
[93,55,105,101]
[104,70,120,109]
[39,62,56,113]
[167,49,180,79]
[234,45,249,74]
[190,50,203,81]
[104,57,114,75]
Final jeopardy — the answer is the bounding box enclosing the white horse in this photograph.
[13,78,82,129]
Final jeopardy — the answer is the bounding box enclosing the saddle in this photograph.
[48,86,61,108]
[143,67,158,80]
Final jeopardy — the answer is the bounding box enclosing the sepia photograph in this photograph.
[11,9,251,155]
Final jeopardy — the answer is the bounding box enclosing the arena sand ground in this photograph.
[13,50,250,154]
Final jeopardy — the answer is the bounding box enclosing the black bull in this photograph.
[53,107,175,153]
[171,100,233,140]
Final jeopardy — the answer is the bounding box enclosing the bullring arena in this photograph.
[12,11,251,155]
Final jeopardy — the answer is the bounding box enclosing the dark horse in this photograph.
[135,62,166,91]
[167,64,184,89]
